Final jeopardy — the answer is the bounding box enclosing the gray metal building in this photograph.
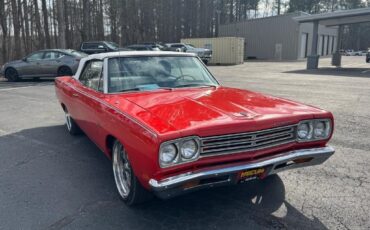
[219,12,338,60]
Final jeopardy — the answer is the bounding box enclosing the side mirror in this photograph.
[22,57,27,62]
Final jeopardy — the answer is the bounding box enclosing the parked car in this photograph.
[139,42,166,50]
[343,49,367,56]
[125,44,161,51]
[1,49,87,82]
[165,43,212,64]
[80,41,129,54]
[354,50,367,56]
[55,51,335,205]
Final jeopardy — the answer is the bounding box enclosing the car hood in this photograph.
[4,59,23,66]
[115,87,329,137]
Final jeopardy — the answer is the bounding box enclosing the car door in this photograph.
[72,60,106,148]
[19,51,45,77]
[41,51,64,76]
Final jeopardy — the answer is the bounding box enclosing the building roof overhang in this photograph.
[294,7,370,26]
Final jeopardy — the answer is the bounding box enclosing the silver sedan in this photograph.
[1,49,87,81]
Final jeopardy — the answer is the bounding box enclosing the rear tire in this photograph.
[112,140,153,206]
[366,58,370,63]
[63,108,82,135]
[57,66,73,76]
[5,68,20,82]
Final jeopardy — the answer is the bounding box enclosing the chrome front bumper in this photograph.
[149,146,335,199]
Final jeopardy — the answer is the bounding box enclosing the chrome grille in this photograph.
[200,126,296,156]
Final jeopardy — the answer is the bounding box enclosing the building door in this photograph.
[328,36,333,55]
[317,35,323,55]
[274,43,282,60]
[333,36,337,52]
[322,36,328,56]
[300,33,308,58]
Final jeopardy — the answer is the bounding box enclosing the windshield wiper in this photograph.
[118,88,141,92]
[175,84,217,88]
[118,87,173,92]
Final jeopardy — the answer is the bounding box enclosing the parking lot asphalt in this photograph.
[0,56,369,230]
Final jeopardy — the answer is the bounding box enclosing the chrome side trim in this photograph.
[149,146,334,199]
[103,58,109,94]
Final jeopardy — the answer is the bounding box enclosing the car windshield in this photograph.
[107,56,218,93]
[64,50,88,57]
[170,44,183,48]
[106,42,119,50]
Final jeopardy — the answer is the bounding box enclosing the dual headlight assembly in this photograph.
[159,119,332,168]
[159,137,200,168]
[297,119,332,142]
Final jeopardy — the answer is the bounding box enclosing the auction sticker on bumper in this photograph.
[238,168,266,182]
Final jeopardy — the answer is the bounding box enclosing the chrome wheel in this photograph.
[65,111,72,131]
[113,142,132,198]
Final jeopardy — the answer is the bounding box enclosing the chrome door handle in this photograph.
[72,93,79,97]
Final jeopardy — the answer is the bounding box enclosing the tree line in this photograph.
[0,0,369,64]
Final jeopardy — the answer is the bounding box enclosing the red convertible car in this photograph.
[55,51,335,205]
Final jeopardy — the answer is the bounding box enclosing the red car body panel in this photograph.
[55,76,334,190]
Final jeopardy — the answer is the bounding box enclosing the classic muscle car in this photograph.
[55,51,335,205]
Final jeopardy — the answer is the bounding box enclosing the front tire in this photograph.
[63,108,82,135]
[58,66,73,76]
[112,140,152,205]
[5,68,20,82]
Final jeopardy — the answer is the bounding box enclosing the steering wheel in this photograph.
[158,73,196,81]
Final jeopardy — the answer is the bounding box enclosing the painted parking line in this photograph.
[0,83,53,91]
[0,85,38,91]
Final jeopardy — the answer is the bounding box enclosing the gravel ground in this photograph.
[0,56,369,230]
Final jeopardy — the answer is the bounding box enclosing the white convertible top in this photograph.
[74,51,197,79]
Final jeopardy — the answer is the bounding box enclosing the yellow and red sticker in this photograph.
[239,168,265,180]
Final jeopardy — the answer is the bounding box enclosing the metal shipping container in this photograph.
[181,37,244,65]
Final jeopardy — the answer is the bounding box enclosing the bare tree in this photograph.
[41,0,51,48]
[0,0,369,64]
[0,0,8,62]
[10,0,21,59]
[33,0,44,49]
[56,0,66,48]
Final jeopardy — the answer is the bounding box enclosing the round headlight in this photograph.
[297,122,312,139]
[181,139,198,159]
[314,121,326,137]
[160,144,177,164]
